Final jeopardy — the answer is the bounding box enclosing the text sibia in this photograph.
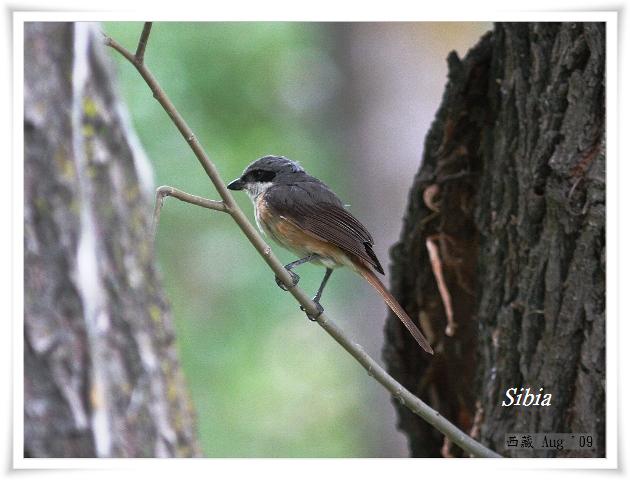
[501,387,552,407]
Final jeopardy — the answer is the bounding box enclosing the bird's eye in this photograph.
[250,169,276,182]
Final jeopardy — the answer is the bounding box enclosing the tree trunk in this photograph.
[24,22,200,457]
[384,22,605,458]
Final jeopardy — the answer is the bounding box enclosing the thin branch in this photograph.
[426,236,457,336]
[134,22,152,64]
[153,185,227,235]
[105,23,501,458]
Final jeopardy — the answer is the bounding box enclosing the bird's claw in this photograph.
[275,270,300,291]
[301,300,324,321]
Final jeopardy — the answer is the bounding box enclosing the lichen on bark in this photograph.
[24,22,200,458]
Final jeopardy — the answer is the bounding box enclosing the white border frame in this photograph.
[11,9,618,473]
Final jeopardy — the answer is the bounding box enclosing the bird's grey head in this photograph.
[227,155,304,200]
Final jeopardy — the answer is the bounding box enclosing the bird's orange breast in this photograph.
[255,196,351,269]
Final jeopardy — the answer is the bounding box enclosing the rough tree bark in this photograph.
[384,22,605,458]
[24,22,200,457]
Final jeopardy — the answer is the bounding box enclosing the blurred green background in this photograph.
[103,21,489,457]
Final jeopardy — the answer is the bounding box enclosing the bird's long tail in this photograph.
[358,266,434,355]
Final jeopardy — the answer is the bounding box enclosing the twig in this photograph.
[153,185,227,235]
[104,23,501,458]
[134,22,152,65]
[427,236,457,336]
[423,184,441,212]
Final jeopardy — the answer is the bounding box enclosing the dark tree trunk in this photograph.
[24,22,200,457]
[384,22,605,458]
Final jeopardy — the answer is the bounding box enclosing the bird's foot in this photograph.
[300,300,324,321]
[275,270,300,291]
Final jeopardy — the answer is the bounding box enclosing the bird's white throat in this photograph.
[245,181,274,202]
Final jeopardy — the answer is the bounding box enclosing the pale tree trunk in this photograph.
[384,22,605,458]
[24,22,200,457]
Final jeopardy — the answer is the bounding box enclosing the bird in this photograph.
[227,155,433,354]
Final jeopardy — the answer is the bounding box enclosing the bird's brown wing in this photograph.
[265,182,384,273]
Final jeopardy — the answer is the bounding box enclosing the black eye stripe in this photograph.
[247,169,276,182]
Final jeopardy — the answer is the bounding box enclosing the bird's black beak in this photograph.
[227,178,245,191]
